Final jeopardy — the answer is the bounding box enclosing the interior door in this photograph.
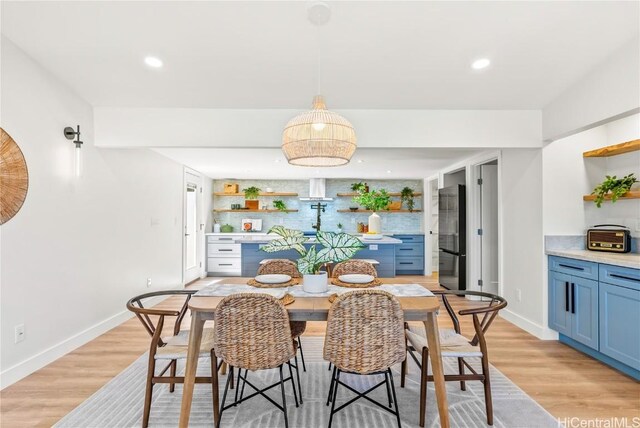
[479,163,499,295]
[183,170,203,284]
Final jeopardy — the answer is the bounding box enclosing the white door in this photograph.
[183,170,203,284]
[480,163,499,295]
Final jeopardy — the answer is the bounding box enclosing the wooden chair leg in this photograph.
[458,357,466,391]
[142,356,156,428]
[169,359,177,393]
[419,347,429,428]
[481,355,494,425]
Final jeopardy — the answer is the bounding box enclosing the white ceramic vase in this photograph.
[368,212,381,233]
[302,272,328,293]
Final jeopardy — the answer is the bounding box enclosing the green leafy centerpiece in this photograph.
[351,183,391,234]
[260,226,365,293]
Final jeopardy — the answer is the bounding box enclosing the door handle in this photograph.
[565,281,569,312]
[571,283,575,314]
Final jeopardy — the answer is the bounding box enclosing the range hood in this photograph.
[299,178,334,201]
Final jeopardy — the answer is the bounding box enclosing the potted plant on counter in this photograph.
[243,186,261,210]
[591,173,638,208]
[260,226,365,293]
[352,186,391,234]
[401,186,416,212]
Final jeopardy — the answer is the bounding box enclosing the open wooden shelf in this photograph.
[213,209,299,213]
[337,209,423,213]
[214,192,298,197]
[583,139,640,158]
[336,192,423,197]
[582,190,640,201]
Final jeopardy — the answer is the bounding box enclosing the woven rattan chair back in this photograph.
[332,259,378,278]
[214,293,295,371]
[324,290,405,374]
[257,259,301,278]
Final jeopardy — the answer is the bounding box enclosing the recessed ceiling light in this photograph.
[471,58,491,70]
[357,159,363,163]
[144,56,163,68]
[275,159,281,163]
[386,170,392,174]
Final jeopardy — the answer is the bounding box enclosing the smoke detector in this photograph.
[307,1,331,26]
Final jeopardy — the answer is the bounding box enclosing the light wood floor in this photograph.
[1,275,638,427]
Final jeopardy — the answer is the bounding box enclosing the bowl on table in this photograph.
[338,274,375,284]
[254,274,292,284]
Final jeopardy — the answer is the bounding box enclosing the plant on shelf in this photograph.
[352,186,391,233]
[243,186,261,200]
[260,226,365,292]
[591,173,638,207]
[401,186,416,212]
[273,200,287,212]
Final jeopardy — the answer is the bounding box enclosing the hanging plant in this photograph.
[591,173,638,208]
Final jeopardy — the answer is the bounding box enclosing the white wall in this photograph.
[94,107,542,149]
[542,36,640,142]
[0,37,185,388]
[543,113,640,237]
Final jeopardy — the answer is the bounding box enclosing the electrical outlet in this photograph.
[369,244,379,250]
[14,324,25,343]
[146,278,152,288]
[517,289,522,302]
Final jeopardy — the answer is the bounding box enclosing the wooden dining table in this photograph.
[178,278,450,428]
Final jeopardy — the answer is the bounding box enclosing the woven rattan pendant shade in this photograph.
[282,96,356,167]
[0,128,29,225]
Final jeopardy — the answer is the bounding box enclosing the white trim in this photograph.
[183,167,204,285]
[500,309,559,340]
[0,294,171,390]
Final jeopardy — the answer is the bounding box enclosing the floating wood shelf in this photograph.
[214,192,298,197]
[336,192,423,197]
[583,139,640,158]
[213,209,299,213]
[337,209,423,213]
[582,190,640,201]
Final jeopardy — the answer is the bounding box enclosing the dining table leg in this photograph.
[424,313,450,428]
[179,311,205,428]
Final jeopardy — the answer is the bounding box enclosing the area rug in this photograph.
[54,337,558,427]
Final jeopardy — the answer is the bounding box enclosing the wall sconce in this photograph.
[64,125,83,177]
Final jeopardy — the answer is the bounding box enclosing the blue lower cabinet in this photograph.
[599,282,640,370]
[571,277,599,350]
[548,271,572,336]
[395,234,425,275]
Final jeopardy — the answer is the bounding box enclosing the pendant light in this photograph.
[281,2,357,167]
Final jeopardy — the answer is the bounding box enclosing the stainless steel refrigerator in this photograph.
[438,185,466,290]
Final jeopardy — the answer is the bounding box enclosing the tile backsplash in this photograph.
[212,179,425,233]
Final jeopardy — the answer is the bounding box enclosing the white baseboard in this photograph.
[0,294,169,390]
[500,309,559,340]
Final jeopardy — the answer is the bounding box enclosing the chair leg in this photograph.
[458,357,466,391]
[234,366,242,405]
[279,365,289,428]
[400,356,407,388]
[210,351,219,427]
[384,371,393,407]
[239,369,247,403]
[388,369,402,428]
[327,365,337,406]
[142,356,156,428]
[294,354,304,404]
[328,369,341,428]
[481,355,494,426]
[328,362,332,371]
[217,365,234,428]
[297,336,307,372]
[169,359,177,393]
[419,348,429,428]
[287,362,299,407]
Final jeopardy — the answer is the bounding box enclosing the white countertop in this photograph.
[546,249,640,269]
[238,236,403,245]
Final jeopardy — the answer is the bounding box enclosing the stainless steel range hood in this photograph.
[299,178,334,201]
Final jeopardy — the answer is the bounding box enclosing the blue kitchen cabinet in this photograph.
[394,234,425,275]
[548,271,572,336]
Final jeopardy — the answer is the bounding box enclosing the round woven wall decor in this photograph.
[0,128,29,225]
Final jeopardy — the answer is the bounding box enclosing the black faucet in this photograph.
[311,203,327,232]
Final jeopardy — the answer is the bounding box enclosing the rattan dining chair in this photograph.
[257,260,307,379]
[331,259,378,278]
[401,290,507,427]
[324,290,406,428]
[126,290,220,428]
[213,293,298,428]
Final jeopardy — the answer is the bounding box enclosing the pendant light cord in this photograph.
[316,24,321,97]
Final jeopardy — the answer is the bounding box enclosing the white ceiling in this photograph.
[2,1,638,110]
[151,147,481,179]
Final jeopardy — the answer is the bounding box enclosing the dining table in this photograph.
[178,277,450,428]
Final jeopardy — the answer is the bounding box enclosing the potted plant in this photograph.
[401,186,416,212]
[261,226,365,293]
[273,200,287,212]
[336,223,343,233]
[352,187,391,233]
[591,173,638,208]
[351,181,369,193]
[243,186,261,210]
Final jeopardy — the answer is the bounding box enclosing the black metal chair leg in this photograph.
[297,336,307,372]
[287,362,299,407]
[388,369,402,428]
[279,365,289,428]
[328,369,341,428]
[384,371,393,407]
[234,366,242,405]
[327,365,337,406]
[328,362,332,371]
[294,354,304,404]
[217,366,234,428]
[239,369,247,403]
